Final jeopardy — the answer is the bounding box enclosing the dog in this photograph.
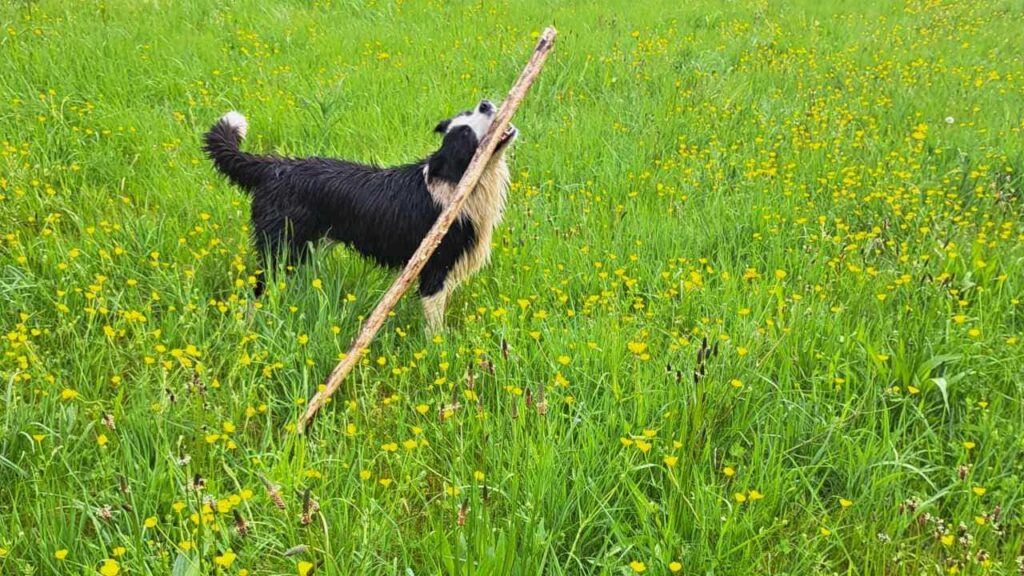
[203,99,516,332]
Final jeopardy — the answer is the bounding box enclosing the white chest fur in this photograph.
[424,157,510,285]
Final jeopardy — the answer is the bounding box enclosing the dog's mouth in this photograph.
[497,124,518,146]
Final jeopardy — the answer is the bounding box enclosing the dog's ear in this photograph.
[434,119,451,134]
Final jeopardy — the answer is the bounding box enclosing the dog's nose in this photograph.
[478,100,494,114]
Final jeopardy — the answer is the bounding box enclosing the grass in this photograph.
[1,0,1023,574]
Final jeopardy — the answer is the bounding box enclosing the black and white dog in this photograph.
[203,100,516,332]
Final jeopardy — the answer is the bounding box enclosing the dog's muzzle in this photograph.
[498,124,518,144]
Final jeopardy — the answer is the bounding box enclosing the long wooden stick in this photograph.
[298,27,557,433]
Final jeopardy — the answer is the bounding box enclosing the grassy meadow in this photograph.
[3,0,1024,573]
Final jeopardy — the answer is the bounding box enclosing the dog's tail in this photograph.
[203,111,267,191]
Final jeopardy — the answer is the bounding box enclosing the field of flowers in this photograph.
[2,0,1023,574]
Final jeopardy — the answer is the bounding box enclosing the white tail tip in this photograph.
[222,111,248,139]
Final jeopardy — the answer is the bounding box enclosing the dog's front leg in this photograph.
[419,268,451,334]
[422,291,448,335]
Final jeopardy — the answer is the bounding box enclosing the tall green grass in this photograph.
[1,0,1023,574]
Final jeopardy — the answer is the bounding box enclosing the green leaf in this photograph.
[172,553,200,576]
[931,377,949,412]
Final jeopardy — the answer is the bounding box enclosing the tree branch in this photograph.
[298,27,557,434]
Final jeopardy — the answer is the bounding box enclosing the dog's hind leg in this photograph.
[252,234,273,299]
[252,228,311,299]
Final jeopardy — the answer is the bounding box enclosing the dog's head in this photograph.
[428,100,517,184]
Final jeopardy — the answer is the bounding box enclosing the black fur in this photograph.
[202,113,488,301]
